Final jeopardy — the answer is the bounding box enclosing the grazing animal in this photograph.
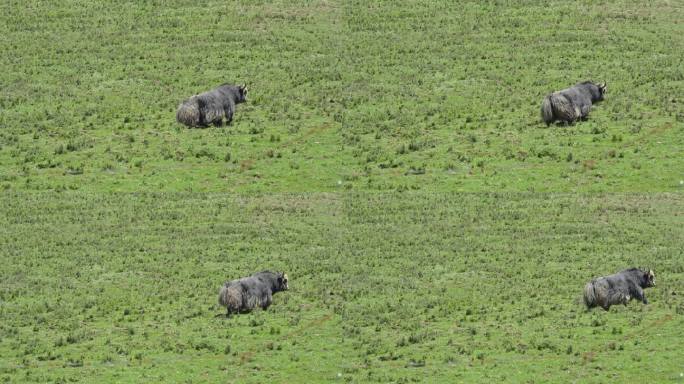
[218,271,288,316]
[541,81,606,126]
[583,268,655,311]
[176,84,248,127]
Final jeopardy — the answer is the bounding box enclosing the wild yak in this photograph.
[583,268,655,310]
[218,271,288,316]
[541,81,606,126]
[176,84,247,127]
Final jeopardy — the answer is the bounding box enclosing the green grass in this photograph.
[1,0,684,382]
[0,0,682,192]
[1,193,683,383]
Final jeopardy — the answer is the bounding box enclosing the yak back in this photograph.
[227,270,282,296]
[214,84,247,104]
[596,268,649,289]
[568,81,603,103]
[197,86,236,108]
[556,83,593,110]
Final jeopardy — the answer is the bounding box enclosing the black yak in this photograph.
[176,84,248,127]
[541,81,606,126]
[218,271,288,316]
[583,268,655,311]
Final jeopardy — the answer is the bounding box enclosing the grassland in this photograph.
[1,0,683,383]
[0,0,682,192]
[1,193,683,383]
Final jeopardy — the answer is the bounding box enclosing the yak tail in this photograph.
[218,284,242,313]
[583,281,597,309]
[176,97,201,127]
[541,94,555,126]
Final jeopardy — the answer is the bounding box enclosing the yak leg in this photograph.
[261,291,273,310]
[633,287,647,304]
[580,105,591,121]
[224,106,234,126]
[570,106,582,124]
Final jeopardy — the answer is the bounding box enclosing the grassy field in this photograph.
[1,0,683,383]
[0,0,682,192]
[1,193,683,383]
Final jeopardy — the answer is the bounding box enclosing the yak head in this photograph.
[643,269,655,287]
[596,82,607,101]
[237,84,248,103]
[580,80,607,102]
[277,272,289,291]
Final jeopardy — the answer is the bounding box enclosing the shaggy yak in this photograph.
[541,81,606,126]
[583,268,655,310]
[218,271,288,316]
[176,84,247,127]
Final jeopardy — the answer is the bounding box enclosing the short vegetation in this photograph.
[1,0,683,383]
[0,0,681,193]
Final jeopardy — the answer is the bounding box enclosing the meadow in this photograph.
[2,192,683,383]
[0,0,682,192]
[1,0,683,383]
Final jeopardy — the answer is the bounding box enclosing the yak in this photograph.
[176,84,247,127]
[541,81,606,126]
[583,268,655,311]
[218,271,288,317]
